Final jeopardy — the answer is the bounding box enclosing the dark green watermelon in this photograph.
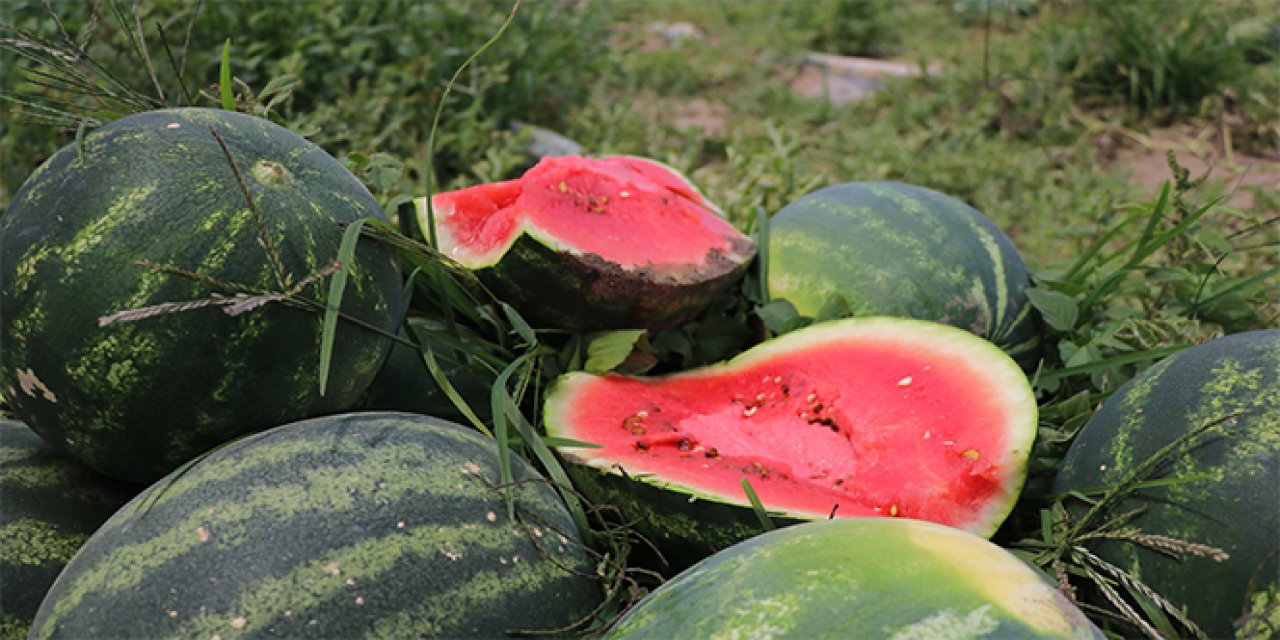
[356,316,493,423]
[30,412,602,639]
[766,181,1043,371]
[0,419,139,639]
[0,108,403,483]
[1054,330,1280,638]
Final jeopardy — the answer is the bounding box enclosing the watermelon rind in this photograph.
[30,411,602,639]
[545,316,1038,567]
[0,108,403,483]
[0,420,139,639]
[1053,330,1280,639]
[606,517,1103,639]
[766,181,1043,371]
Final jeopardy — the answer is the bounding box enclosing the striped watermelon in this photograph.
[0,108,403,483]
[418,155,756,331]
[0,419,139,639]
[30,411,602,639]
[546,316,1037,569]
[607,518,1102,639]
[1053,330,1280,638]
[356,316,493,423]
[766,181,1043,371]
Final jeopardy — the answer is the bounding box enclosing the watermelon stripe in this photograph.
[166,523,570,638]
[0,519,90,567]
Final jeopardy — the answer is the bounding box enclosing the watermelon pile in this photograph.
[2,106,1274,639]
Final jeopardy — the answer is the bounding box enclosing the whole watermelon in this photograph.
[1054,330,1280,638]
[607,518,1101,639]
[0,420,139,638]
[0,108,403,483]
[766,181,1042,371]
[30,411,602,639]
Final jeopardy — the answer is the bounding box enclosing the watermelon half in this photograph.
[607,518,1102,639]
[545,316,1037,564]
[417,155,756,331]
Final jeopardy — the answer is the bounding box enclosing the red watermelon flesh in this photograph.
[431,155,746,269]
[546,317,1038,537]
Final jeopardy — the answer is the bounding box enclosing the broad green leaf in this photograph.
[584,329,646,374]
[756,298,798,333]
[1026,288,1079,332]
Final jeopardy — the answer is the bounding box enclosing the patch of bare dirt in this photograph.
[1102,126,1280,210]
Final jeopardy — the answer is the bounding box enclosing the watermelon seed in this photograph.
[634,440,650,451]
[898,376,913,387]
[889,504,900,517]
[621,414,646,434]
[704,447,720,459]
[806,392,817,403]
[620,190,631,198]
[962,448,981,460]
[558,181,567,192]
[742,406,759,417]
[780,384,790,396]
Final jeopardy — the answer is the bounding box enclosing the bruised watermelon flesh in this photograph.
[546,316,1038,539]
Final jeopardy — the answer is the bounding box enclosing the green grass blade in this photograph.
[219,38,233,110]
[423,0,522,246]
[741,478,775,531]
[318,217,367,396]
[421,346,492,437]
[1036,344,1189,383]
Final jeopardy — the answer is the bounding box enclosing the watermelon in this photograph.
[417,155,756,331]
[0,108,403,483]
[0,419,139,639]
[1053,330,1280,638]
[356,316,493,423]
[545,316,1037,567]
[766,181,1042,370]
[607,517,1102,639]
[30,411,602,639]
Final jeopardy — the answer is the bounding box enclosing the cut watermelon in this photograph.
[545,316,1037,564]
[418,155,756,331]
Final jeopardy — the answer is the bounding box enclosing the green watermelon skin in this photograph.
[0,420,139,639]
[356,317,493,423]
[766,181,1042,370]
[30,411,601,639]
[1053,330,1280,638]
[607,518,1102,639]
[0,108,403,483]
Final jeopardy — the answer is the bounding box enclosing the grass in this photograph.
[2,0,1278,636]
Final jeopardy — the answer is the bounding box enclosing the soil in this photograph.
[1102,126,1280,210]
